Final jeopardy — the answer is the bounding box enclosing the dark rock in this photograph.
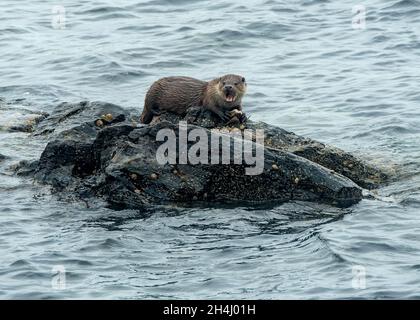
[33,102,134,192]
[33,101,136,137]
[96,122,362,208]
[24,102,389,209]
[157,107,390,189]
[248,122,389,190]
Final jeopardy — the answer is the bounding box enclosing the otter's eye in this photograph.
[234,82,239,86]
[222,82,226,86]
[242,77,246,83]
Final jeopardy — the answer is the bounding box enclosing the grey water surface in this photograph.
[0,0,419,299]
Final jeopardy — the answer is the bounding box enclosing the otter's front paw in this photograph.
[238,112,247,124]
[227,109,247,124]
[227,109,242,118]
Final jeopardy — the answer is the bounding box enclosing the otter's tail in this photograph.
[141,82,164,124]
[140,108,154,124]
[140,96,161,123]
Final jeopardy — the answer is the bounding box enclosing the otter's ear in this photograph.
[242,77,246,83]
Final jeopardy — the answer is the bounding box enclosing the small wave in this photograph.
[371,35,391,43]
[141,0,203,6]
[399,198,420,207]
[9,259,32,267]
[379,1,420,20]
[0,27,30,35]
[80,12,139,21]
[80,238,124,252]
[175,26,196,32]
[351,125,416,138]
[76,6,126,15]
[350,111,390,118]
[383,0,420,10]
[11,270,47,280]
[144,60,195,69]
[245,21,293,37]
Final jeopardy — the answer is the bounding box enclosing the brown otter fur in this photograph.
[140,74,247,124]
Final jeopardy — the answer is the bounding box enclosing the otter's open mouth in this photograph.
[225,93,236,103]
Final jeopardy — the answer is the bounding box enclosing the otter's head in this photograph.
[217,74,247,105]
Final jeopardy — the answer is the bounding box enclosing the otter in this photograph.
[140,74,247,124]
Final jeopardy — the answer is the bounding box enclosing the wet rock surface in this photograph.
[21,102,391,209]
[156,107,391,189]
[32,101,136,137]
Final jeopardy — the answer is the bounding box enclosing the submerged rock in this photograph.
[0,105,48,133]
[24,102,390,209]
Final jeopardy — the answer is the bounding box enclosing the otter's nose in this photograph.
[224,85,233,91]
